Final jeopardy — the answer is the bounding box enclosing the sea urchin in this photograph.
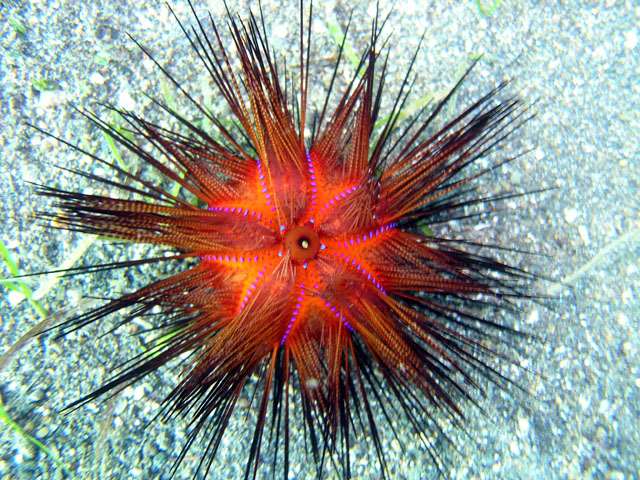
[34,2,535,479]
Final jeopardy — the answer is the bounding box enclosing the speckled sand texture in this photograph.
[0,0,638,479]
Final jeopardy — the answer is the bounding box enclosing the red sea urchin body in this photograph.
[198,143,401,351]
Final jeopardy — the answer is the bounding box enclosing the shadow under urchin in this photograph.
[32,1,539,479]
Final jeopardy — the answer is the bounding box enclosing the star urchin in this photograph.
[35,2,536,479]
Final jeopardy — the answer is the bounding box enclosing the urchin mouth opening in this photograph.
[285,225,320,262]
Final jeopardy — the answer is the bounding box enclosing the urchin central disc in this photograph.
[284,225,320,262]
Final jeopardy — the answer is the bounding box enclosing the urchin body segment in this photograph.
[36,2,534,479]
